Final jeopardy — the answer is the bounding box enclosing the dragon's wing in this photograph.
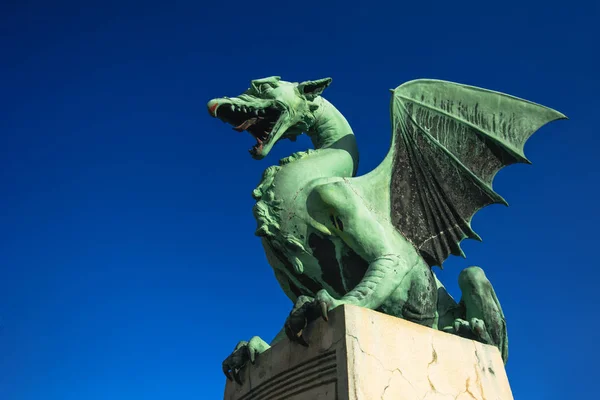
[389,79,565,267]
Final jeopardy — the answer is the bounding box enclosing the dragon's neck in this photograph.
[253,97,359,203]
[306,97,359,176]
[252,97,360,273]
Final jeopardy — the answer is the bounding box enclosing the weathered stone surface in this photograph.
[224,305,513,400]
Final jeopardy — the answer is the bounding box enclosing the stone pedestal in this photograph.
[224,305,513,400]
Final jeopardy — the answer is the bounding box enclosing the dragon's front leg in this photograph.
[285,182,434,344]
[284,254,419,343]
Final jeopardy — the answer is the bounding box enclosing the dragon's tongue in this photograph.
[233,118,258,132]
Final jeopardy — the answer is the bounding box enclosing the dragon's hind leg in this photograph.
[443,266,508,363]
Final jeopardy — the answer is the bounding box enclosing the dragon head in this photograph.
[207,76,332,159]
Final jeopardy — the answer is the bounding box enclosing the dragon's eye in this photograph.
[259,83,273,93]
[251,81,273,94]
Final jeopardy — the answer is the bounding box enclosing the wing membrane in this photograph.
[389,80,566,267]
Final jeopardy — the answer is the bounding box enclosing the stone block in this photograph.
[224,305,513,400]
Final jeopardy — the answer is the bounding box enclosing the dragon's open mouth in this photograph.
[216,104,282,156]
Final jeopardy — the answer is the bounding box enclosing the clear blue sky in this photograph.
[1,1,598,399]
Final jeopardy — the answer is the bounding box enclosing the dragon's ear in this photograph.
[298,78,332,100]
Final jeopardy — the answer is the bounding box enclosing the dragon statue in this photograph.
[207,76,565,384]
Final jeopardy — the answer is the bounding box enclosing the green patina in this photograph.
[208,76,566,383]
[252,149,317,275]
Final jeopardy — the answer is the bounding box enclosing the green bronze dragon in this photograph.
[207,76,565,384]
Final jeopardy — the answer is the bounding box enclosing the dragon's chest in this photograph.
[251,158,368,299]
[261,219,368,299]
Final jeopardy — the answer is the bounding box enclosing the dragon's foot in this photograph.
[284,291,341,346]
[222,336,270,384]
[443,317,493,345]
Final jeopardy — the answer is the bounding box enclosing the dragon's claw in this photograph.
[285,295,316,346]
[248,347,256,364]
[222,364,233,382]
[284,320,295,341]
[222,337,270,385]
[232,369,242,385]
[453,318,471,335]
[443,317,493,346]
[284,290,341,346]
[469,317,493,345]
[320,301,329,322]
[296,330,309,347]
